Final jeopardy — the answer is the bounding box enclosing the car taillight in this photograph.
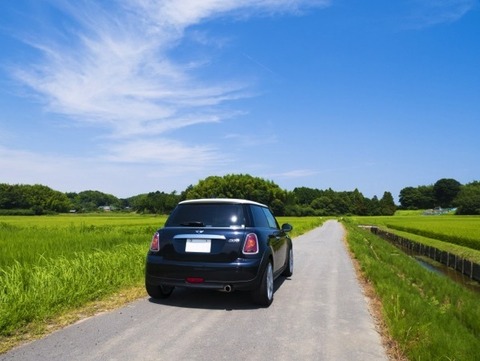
[150,232,160,252]
[243,233,259,254]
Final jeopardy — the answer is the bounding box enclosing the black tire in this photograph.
[281,246,294,277]
[146,282,175,299]
[252,261,274,307]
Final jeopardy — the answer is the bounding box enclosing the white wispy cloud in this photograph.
[272,169,321,178]
[103,138,223,166]
[14,0,328,130]
[224,132,277,146]
[407,0,476,27]
[9,0,329,166]
[134,0,330,27]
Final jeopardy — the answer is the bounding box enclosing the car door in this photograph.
[250,205,287,272]
[261,207,288,274]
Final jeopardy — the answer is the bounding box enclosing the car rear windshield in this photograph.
[166,203,246,228]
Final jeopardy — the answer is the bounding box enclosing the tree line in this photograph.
[399,178,480,215]
[1,175,479,216]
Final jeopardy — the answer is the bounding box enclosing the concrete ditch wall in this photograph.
[369,227,480,283]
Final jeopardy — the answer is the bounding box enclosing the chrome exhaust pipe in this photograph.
[223,285,232,293]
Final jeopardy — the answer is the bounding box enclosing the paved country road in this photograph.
[1,220,387,361]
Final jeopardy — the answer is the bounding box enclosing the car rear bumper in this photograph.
[145,255,265,291]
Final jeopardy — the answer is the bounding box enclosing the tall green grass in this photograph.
[344,220,480,360]
[0,214,166,338]
[0,244,145,335]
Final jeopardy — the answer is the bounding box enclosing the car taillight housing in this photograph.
[243,233,259,254]
[150,232,160,252]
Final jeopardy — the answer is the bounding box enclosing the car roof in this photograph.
[179,198,268,208]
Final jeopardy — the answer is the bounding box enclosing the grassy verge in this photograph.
[0,244,146,336]
[343,219,480,360]
[278,216,326,238]
[0,285,146,354]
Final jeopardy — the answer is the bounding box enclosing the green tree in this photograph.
[185,174,287,214]
[311,196,330,213]
[454,182,480,215]
[291,186,393,216]
[129,194,148,212]
[433,178,462,208]
[69,190,120,212]
[349,189,368,215]
[399,185,435,209]
[378,191,396,215]
[367,196,381,215]
[0,183,71,213]
[292,187,322,205]
[133,191,180,214]
[0,184,27,209]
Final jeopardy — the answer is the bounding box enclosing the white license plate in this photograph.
[185,239,211,253]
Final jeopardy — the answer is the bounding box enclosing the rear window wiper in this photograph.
[179,221,205,227]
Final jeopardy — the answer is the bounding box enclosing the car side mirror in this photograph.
[281,223,293,232]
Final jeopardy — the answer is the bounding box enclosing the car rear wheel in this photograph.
[252,261,274,307]
[281,247,293,277]
[146,282,175,299]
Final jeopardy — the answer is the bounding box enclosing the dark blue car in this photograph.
[145,198,293,306]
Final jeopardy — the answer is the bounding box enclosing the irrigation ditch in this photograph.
[363,226,480,292]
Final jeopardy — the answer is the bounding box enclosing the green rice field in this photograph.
[350,214,480,262]
[0,214,165,339]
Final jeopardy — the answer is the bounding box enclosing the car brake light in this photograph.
[150,232,160,252]
[243,233,259,254]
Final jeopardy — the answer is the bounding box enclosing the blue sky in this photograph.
[1,0,479,201]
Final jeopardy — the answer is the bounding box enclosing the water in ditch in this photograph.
[406,250,480,293]
[359,225,480,293]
